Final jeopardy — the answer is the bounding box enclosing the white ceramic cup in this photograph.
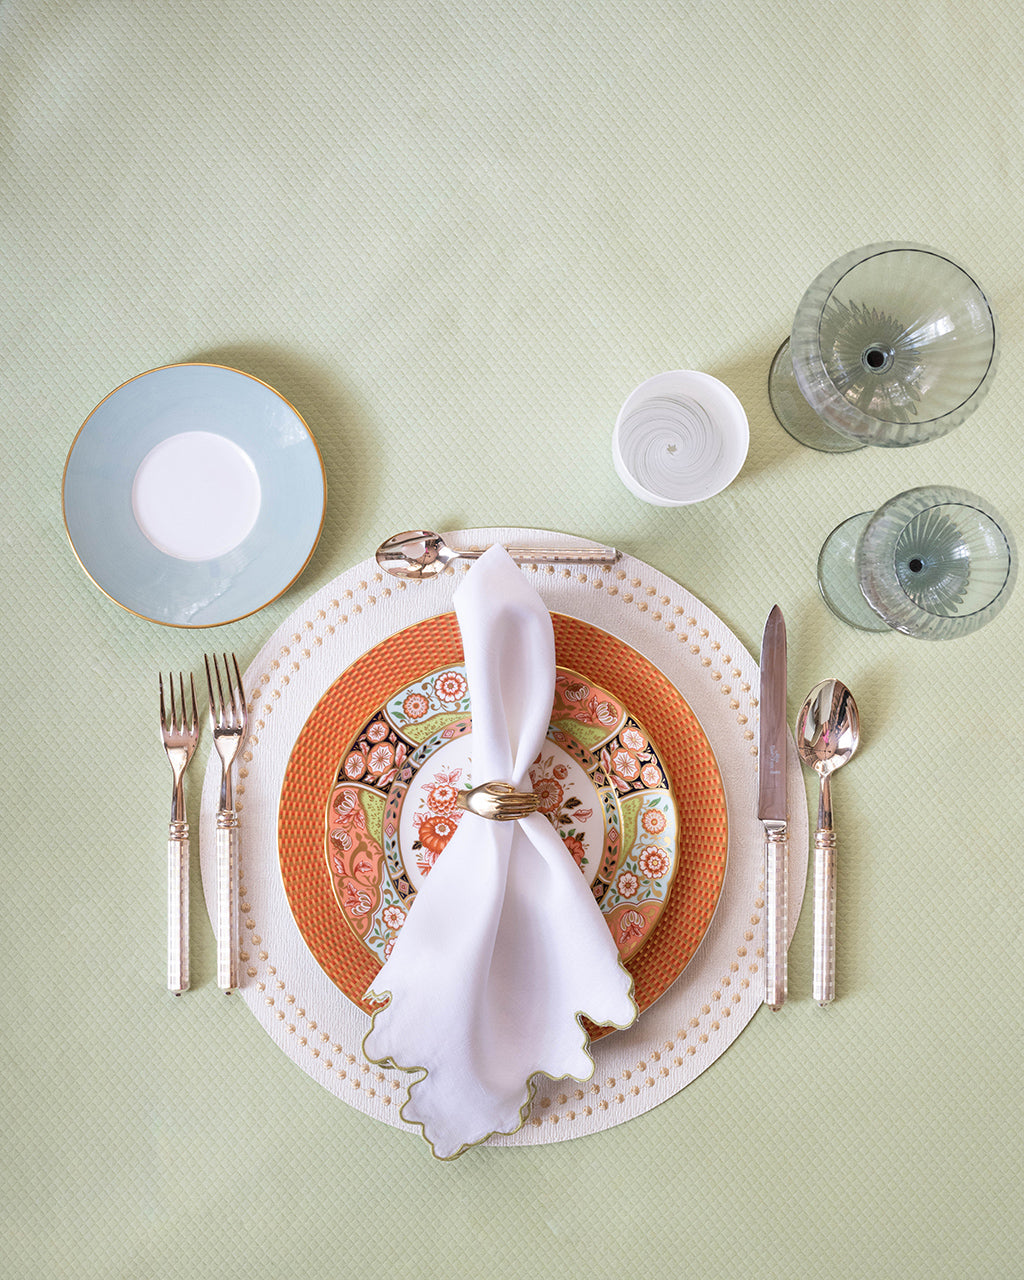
[612,370,749,506]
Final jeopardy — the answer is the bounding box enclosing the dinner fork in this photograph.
[205,653,247,994]
[159,672,200,994]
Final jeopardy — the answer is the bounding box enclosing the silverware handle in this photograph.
[813,828,837,1005]
[764,824,788,1010]
[167,821,189,994]
[216,814,239,993]
[461,543,620,566]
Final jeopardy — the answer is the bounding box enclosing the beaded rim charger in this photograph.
[199,529,807,1147]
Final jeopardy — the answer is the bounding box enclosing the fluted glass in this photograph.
[771,244,998,451]
[818,486,1017,639]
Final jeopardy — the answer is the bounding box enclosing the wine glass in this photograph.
[817,486,1017,638]
[769,243,998,452]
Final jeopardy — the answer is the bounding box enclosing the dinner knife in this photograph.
[758,605,789,1010]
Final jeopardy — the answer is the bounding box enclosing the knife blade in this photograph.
[758,605,789,1010]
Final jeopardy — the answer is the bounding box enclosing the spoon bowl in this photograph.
[796,678,860,780]
[376,530,459,579]
[795,678,860,1006]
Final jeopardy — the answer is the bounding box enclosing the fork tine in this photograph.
[169,670,178,730]
[221,652,232,714]
[204,652,217,723]
[229,652,245,718]
[214,653,227,718]
[189,672,198,733]
[178,673,187,733]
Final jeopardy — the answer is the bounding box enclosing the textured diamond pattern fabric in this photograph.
[2,1,1022,1277]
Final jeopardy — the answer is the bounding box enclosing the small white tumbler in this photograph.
[612,370,749,506]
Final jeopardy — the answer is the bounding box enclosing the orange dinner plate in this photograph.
[278,613,728,1038]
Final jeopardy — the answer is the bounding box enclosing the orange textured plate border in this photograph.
[278,612,728,1034]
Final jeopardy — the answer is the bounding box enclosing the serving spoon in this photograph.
[795,678,860,1005]
[375,529,620,579]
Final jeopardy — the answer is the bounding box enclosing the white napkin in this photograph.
[363,545,637,1158]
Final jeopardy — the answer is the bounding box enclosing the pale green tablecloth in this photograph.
[2,2,1022,1277]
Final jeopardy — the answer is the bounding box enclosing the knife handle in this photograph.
[813,828,837,1005]
[167,821,189,994]
[764,824,788,1010]
[216,812,239,993]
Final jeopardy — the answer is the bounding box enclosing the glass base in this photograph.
[768,339,866,453]
[817,512,890,631]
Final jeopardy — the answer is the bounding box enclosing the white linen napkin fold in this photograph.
[363,545,637,1157]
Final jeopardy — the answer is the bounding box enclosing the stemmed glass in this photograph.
[817,486,1017,639]
[769,243,998,452]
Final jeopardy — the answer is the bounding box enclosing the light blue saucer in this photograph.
[62,364,326,627]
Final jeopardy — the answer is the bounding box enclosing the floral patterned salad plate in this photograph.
[278,610,729,1036]
[329,661,679,965]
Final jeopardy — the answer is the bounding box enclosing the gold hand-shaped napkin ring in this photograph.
[456,781,540,822]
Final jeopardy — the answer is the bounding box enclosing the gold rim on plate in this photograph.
[61,362,327,628]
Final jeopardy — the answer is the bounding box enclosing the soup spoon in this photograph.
[795,678,860,1005]
[375,529,620,579]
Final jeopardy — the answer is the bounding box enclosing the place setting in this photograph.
[195,525,810,1156]
[62,242,1020,1159]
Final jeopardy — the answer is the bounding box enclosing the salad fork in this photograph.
[205,653,248,994]
[159,672,200,994]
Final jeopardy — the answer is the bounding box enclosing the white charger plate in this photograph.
[62,363,326,627]
[200,529,808,1150]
